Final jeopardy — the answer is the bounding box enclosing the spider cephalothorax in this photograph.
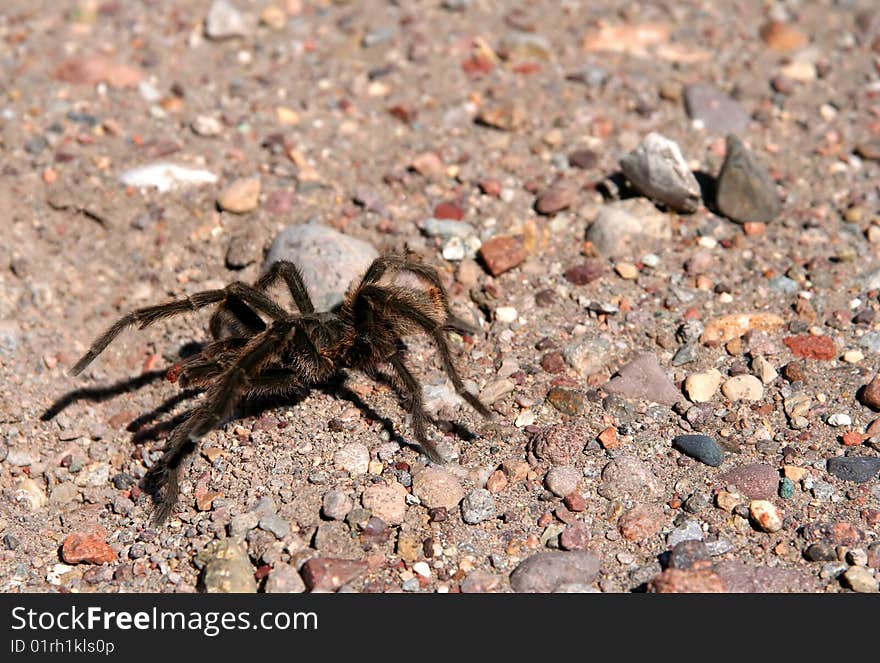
[70,253,491,523]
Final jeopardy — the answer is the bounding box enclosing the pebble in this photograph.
[49,482,79,505]
[228,512,259,538]
[859,375,880,410]
[478,378,515,404]
[586,198,671,257]
[749,500,783,533]
[300,558,368,592]
[461,489,496,524]
[191,115,223,137]
[778,477,795,499]
[843,566,879,593]
[684,369,722,402]
[333,443,370,476]
[119,162,218,192]
[668,540,711,569]
[258,513,291,539]
[716,134,781,224]
[760,21,808,51]
[460,570,502,593]
[5,447,39,467]
[563,260,603,285]
[684,84,750,134]
[61,525,116,564]
[719,463,778,499]
[205,0,251,40]
[361,483,408,525]
[667,519,703,547]
[562,337,612,375]
[559,523,591,551]
[494,306,518,323]
[479,236,526,276]
[545,387,586,416]
[264,564,306,593]
[827,413,852,427]
[752,356,778,384]
[544,466,581,497]
[604,352,681,406]
[618,504,664,541]
[860,332,880,353]
[783,334,837,360]
[827,457,880,483]
[615,262,639,280]
[498,31,553,60]
[568,148,598,169]
[701,313,784,346]
[14,478,47,510]
[412,467,464,509]
[530,424,589,465]
[721,374,764,401]
[804,542,837,562]
[619,132,700,213]
[264,223,379,311]
[598,454,661,500]
[217,177,260,213]
[648,568,726,593]
[672,434,724,467]
[509,551,600,592]
[0,320,19,359]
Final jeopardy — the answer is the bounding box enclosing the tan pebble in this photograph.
[260,5,286,29]
[749,499,783,533]
[701,313,784,346]
[217,177,261,213]
[715,490,742,512]
[721,374,764,401]
[843,350,864,363]
[684,368,722,403]
[615,262,638,279]
[752,355,778,384]
[275,106,300,125]
[783,465,806,481]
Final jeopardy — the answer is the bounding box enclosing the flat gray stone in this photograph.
[716,134,781,224]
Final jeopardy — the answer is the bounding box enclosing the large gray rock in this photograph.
[264,223,379,311]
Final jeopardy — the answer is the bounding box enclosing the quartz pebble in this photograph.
[619,132,700,213]
[749,500,783,533]
[721,374,764,401]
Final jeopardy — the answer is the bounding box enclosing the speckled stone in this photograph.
[509,551,600,592]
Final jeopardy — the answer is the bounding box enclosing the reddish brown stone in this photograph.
[802,521,866,546]
[563,492,587,512]
[563,261,603,285]
[529,424,589,465]
[479,236,527,276]
[61,525,116,565]
[860,375,880,410]
[782,361,806,382]
[485,470,508,494]
[647,567,727,593]
[842,431,865,447]
[559,522,591,551]
[618,504,664,542]
[540,351,566,374]
[783,335,837,360]
[301,558,369,591]
[535,184,576,214]
[433,201,464,220]
[478,179,502,197]
[597,426,621,450]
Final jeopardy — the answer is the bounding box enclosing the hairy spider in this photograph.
[70,253,491,523]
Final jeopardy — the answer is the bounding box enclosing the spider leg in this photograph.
[166,337,248,384]
[70,282,289,376]
[143,318,303,522]
[360,287,491,418]
[388,353,443,463]
[208,293,267,340]
[256,260,316,314]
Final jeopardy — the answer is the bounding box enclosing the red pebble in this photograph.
[783,335,837,360]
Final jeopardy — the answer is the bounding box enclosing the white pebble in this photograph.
[494,307,518,323]
[826,413,852,427]
[412,561,431,578]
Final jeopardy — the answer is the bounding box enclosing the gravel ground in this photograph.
[1,0,880,594]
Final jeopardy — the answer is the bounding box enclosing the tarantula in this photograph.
[70,253,491,523]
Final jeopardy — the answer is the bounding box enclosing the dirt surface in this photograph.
[1,0,880,594]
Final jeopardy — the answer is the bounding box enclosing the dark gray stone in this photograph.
[827,456,880,483]
[716,134,781,224]
[673,434,724,466]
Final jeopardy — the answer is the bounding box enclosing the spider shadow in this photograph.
[40,370,169,422]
